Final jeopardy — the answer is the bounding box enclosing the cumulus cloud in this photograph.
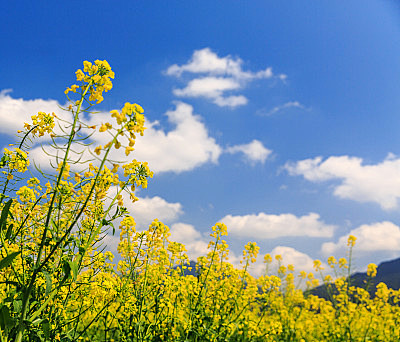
[1,93,222,174]
[269,246,317,275]
[0,89,71,136]
[173,77,240,99]
[169,223,209,261]
[230,245,319,281]
[285,155,400,210]
[321,221,400,256]
[102,186,184,229]
[1,91,269,174]
[132,102,222,173]
[220,212,335,239]
[128,196,183,229]
[166,48,286,108]
[226,139,272,164]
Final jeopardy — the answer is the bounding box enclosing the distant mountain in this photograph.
[308,257,400,300]
[173,260,198,277]
[174,257,400,300]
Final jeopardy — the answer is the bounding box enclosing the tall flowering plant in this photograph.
[0,60,153,342]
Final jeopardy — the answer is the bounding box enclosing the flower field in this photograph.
[0,60,399,341]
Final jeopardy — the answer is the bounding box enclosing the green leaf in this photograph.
[0,251,21,271]
[0,199,12,231]
[61,260,71,284]
[42,270,52,296]
[5,223,13,240]
[13,299,22,313]
[0,305,12,330]
[41,319,50,338]
[69,260,79,281]
[102,218,116,235]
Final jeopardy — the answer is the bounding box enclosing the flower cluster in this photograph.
[0,147,30,173]
[70,60,114,104]
[23,112,56,137]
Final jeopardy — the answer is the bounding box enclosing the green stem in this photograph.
[15,82,92,342]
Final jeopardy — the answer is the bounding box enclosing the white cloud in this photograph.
[128,196,183,229]
[2,94,222,174]
[1,92,268,174]
[102,186,184,230]
[0,89,72,136]
[133,102,222,173]
[285,155,400,210]
[213,95,248,108]
[230,246,319,282]
[173,77,248,108]
[321,221,400,256]
[166,48,286,108]
[226,139,272,164]
[259,101,305,116]
[220,212,335,239]
[169,223,209,261]
[173,77,240,98]
[269,246,317,275]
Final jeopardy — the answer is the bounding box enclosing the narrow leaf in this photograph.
[69,260,79,281]
[0,305,12,330]
[61,261,71,284]
[42,270,52,296]
[5,223,13,240]
[0,199,12,231]
[0,251,21,271]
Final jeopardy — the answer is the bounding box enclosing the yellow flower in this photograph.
[125,146,134,156]
[264,253,272,264]
[313,259,324,271]
[94,146,102,155]
[367,263,377,278]
[99,124,108,132]
[347,235,357,247]
[75,69,85,81]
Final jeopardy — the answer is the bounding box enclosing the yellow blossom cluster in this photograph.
[23,112,56,137]
[70,60,114,104]
[0,148,30,177]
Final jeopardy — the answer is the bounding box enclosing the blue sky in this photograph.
[2,1,400,277]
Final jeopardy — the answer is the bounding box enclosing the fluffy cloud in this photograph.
[220,212,335,239]
[2,94,222,174]
[1,91,269,174]
[132,102,222,173]
[0,89,71,136]
[269,246,317,275]
[285,154,400,210]
[166,48,286,108]
[230,245,319,281]
[128,196,183,229]
[102,186,184,230]
[226,139,272,164]
[321,221,400,256]
[173,77,240,99]
[169,223,209,261]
